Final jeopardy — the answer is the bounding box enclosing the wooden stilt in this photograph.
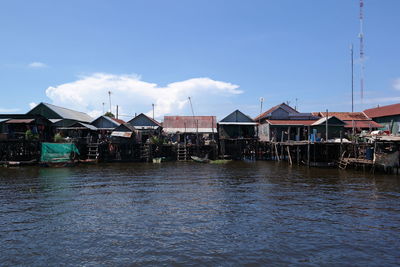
[287,146,292,166]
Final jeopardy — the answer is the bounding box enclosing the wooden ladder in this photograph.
[87,143,99,160]
[140,144,150,161]
[338,151,349,170]
[177,144,187,161]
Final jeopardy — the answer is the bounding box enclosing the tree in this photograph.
[104,112,115,118]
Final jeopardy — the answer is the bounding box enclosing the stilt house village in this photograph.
[1,101,400,173]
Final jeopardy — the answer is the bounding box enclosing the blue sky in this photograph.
[0,0,399,119]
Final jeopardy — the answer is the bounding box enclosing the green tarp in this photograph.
[40,142,80,163]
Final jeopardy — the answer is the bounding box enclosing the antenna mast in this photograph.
[351,44,354,112]
[359,0,365,102]
[108,91,112,113]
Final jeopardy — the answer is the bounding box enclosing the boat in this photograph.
[152,157,162,163]
[191,156,210,163]
[210,159,232,164]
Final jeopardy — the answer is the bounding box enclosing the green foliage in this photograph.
[150,136,163,145]
[104,112,115,118]
[54,133,64,143]
[25,130,34,140]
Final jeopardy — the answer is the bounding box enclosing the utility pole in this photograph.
[260,97,264,115]
[108,91,112,113]
[152,103,155,119]
[259,97,264,138]
[351,44,354,112]
[102,102,105,114]
[359,0,365,102]
[188,97,199,153]
[325,109,329,141]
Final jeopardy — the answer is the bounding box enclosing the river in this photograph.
[1,162,399,266]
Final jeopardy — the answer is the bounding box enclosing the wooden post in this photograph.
[287,146,292,165]
[275,143,280,161]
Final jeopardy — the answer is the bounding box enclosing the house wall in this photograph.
[218,125,256,139]
[373,115,400,133]
[259,124,270,142]
[311,126,344,140]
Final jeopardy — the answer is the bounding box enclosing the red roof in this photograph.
[111,118,125,124]
[163,116,217,128]
[364,103,400,118]
[266,120,317,126]
[343,120,382,129]
[314,112,369,121]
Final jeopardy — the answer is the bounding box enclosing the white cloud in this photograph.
[28,62,47,68]
[45,73,242,120]
[29,102,38,109]
[393,78,400,90]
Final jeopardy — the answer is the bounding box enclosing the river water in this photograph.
[1,162,400,266]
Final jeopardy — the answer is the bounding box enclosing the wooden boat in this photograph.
[1,159,37,167]
[191,156,210,163]
[39,161,76,168]
[210,159,232,164]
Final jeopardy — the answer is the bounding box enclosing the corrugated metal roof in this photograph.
[113,123,136,132]
[128,113,161,127]
[6,119,35,124]
[266,120,317,126]
[311,116,346,126]
[315,112,369,121]
[220,110,255,123]
[59,122,98,131]
[343,120,382,128]
[111,131,133,138]
[163,127,217,134]
[364,103,400,118]
[255,103,298,121]
[29,103,93,122]
[91,115,122,128]
[163,116,217,133]
[111,117,125,124]
[218,122,258,125]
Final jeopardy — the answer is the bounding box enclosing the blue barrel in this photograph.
[365,147,374,160]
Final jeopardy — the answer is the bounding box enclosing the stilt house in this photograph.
[218,110,258,159]
[127,113,162,143]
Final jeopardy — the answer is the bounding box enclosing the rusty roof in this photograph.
[266,120,317,126]
[163,116,216,128]
[343,120,382,129]
[364,103,400,118]
[163,116,217,133]
[111,118,126,124]
[314,112,370,121]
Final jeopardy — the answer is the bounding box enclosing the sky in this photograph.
[0,0,399,120]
